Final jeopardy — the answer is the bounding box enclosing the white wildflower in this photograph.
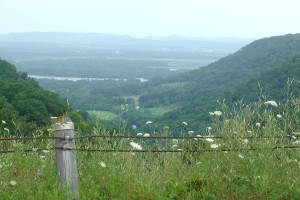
[182,122,188,126]
[255,123,261,127]
[210,144,219,149]
[196,134,202,137]
[293,140,300,145]
[143,133,150,137]
[42,150,50,153]
[209,112,215,116]
[1,120,6,124]
[100,161,106,168]
[206,138,214,143]
[129,142,142,150]
[213,111,223,116]
[292,132,300,135]
[238,154,244,159]
[172,139,178,145]
[264,101,278,107]
[136,133,143,136]
[146,121,153,125]
[9,180,17,186]
[243,139,249,144]
[40,156,46,160]
[206,127,212,131]
[276,114,282,118]
[188,130,194,135]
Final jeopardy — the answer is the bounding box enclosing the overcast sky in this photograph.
[1,0,300,38]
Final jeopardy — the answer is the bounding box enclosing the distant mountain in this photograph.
[0,32,251,48]
[157,54,300,132]
[139,33,300,107]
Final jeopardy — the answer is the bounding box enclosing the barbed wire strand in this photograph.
[1,145,299,154]
[1,134,297,141]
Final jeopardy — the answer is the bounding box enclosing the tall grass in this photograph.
[1,97,300,199]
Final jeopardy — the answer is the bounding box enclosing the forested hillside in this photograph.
[0,59,69,134]
[139,34,300,107]
[158,54,300,132]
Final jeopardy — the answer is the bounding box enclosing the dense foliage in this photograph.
[157,54,300,132]
[0,59,69,134]
[139,34,300,107]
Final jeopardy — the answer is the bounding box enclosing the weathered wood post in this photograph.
[53,116,79,199]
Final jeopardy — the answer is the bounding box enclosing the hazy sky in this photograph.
[1,0,300,38]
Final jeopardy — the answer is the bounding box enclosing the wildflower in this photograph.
[143,133,150,137]
[213,111,223,116]
[196,134,202,137]
[206,138,214,143]
[188,130,194,135]
[146,121,153,125]
[1,120,6,124]
[172,139,178,145]
[255,123,261,127]
[293,140,300,145]
[276,114,282,118]
[210,144,219,149]
[136,133,143,136]
[209,112,214,116]
[40,156,46,160]
[100,161,106,168]
[42,150,50,153]
[243,139,249,144]
[238,154,244,159]
[9,180,17,186]
[182,122,188,126]
[129,142,142,150]
[206,127,212,131]
[264,101,278,107]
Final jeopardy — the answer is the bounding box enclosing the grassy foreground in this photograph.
[1,97,300,199]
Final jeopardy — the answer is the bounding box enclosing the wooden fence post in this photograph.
[52,117,79,199]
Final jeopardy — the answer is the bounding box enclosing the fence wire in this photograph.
[1,133,299,154]
[0,134,297,141]
[1,145,300,154]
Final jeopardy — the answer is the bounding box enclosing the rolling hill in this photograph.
[156,54,300,133]
[139,34,300,107]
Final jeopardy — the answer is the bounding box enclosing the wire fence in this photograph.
[1,133,300,154]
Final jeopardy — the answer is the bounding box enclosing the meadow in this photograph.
[1,97,300,199]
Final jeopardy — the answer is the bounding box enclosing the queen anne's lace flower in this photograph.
[130,142,142,150]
